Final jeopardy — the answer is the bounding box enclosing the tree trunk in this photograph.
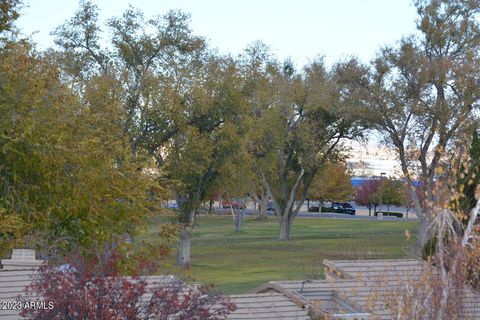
[177,225,192,268]
[235,210,243,232]
[279,215,291,240]
[417,216,430,250]
[258,195,268,219]
[208,199,213,215]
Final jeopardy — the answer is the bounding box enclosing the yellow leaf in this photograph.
[405,229,411,241]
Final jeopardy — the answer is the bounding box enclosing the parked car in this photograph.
[331,202,356,215]
[267,201,276,211]
[168,202,178,209]
[222,201,246,210]
[308,205,320,212]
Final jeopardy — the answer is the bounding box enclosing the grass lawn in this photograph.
[144,215,418,294]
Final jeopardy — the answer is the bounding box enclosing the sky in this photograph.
[17,0,419,68]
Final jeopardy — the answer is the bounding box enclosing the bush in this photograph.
[20,250,235,320]
[374,211,404,218]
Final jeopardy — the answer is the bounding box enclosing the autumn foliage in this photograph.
[354,179,381,214]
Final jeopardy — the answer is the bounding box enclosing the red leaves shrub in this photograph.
[19,251,235,320]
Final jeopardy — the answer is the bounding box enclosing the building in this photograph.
[5,249,478,319]
[255,259,480,319]
[0,249,308,320]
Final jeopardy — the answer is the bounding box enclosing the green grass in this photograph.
[143,215,418,294]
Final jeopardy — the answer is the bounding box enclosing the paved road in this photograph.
[213,208,417,222]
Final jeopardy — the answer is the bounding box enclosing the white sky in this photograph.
[18,0,419,67]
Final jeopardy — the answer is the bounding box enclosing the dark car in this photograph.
[267,201,276,211]
[331,202,356,215]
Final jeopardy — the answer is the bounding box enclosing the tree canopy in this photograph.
[338,0,480,248]
[0,41,157,258]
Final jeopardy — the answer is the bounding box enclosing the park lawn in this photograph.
[143,215,418,294]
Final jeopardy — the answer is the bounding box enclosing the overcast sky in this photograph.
[18,0,418,68]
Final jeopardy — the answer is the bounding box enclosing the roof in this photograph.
[323,258,427,281]
[0,269,37,320]
[1,249,43,270]
[227,293,309,319]
[323,259,480,319]
[255,259,480,319]
[0,249,44,320]
[256,279,372,319]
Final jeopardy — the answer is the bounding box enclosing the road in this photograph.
[213,208,417,221]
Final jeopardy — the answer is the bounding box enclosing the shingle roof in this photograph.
[255,259,480,319]
[227,293,309,319]
[324,259,480,319]
[256,279,372,319]
[0,269,37,320]
[0,249,44,320]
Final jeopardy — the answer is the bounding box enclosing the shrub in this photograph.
[374,211,404,218]
[19,250,235,320]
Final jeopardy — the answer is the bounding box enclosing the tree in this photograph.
[338,0,480,248]
[378,178,404,212]
[401,182,423,218]
[0,0,20,38]
[248,177,272,219]
[165,56,246,264]
[238,41,277,220]
[307,162,354,205]
[218,152,255,232]
[254,59,364,240]
[355,179,381,216]
[20,249,235,320]
[53,2,247,268]
[0,3,174,262]
[0,40,160,259]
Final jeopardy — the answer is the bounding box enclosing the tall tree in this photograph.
[238,41,277,219]
[0,40,156,258]
[164,56,246,266]
[255,59,363,240]
[339,0,480,248]
[53,2,246,268]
